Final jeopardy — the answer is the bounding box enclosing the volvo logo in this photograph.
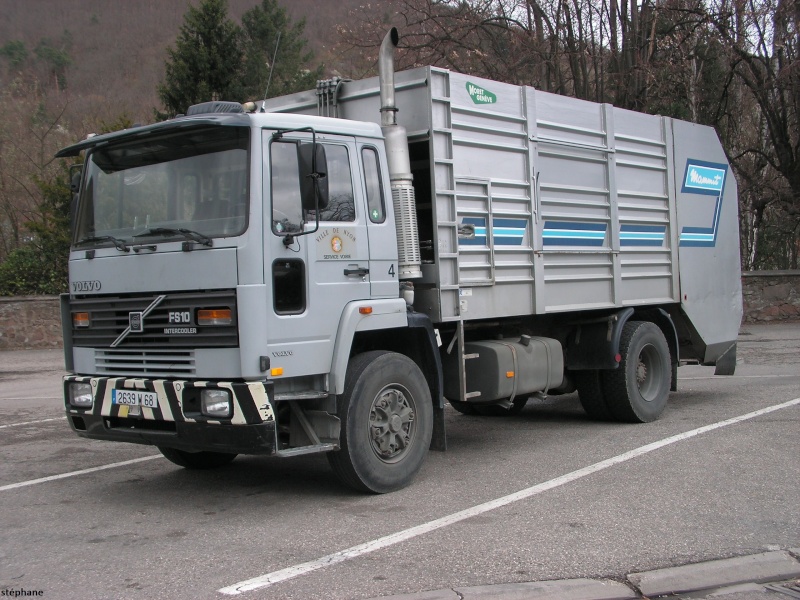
[111,295,166,348]
[72,280,101,292]
[129,312,144,333]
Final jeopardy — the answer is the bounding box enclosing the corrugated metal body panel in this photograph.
[433,71,535,321]
[264,67,694,323]
[613,108,679,305]
[534,92,616,312]
[430,70,678,321]
[534,94,677,313]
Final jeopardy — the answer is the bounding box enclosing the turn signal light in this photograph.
[73,312,90,328]
[359,306,373,315]
[197,308,232,326]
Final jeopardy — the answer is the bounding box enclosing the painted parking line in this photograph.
[219,397,800,596]
[680,375,800,380]
[0,417,66,429]
[0,456,162,492]
[0,396,63,401]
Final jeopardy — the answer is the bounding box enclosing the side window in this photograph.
[362,147,386,223]
[273,259,306,315]
[270,140,303,234]
[318,145,355,222]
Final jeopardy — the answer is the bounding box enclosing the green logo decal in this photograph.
[466,82,496,104]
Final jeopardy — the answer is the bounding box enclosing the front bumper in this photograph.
[63,376,276,454]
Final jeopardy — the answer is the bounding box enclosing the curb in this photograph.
[627,550,800,597]
[373,579,637,600]
[368,551,800,600]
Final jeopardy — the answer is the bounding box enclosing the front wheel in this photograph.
[601,321,671,423]
[328,351,433,493]
[157,447,238,469]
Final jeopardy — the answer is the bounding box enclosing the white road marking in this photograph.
[0,456,162,492]
[0,417,66,429]
[219,397,800,596]
[681,375,799,380]
[0,396,63,401]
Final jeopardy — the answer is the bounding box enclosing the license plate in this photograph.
[112,389,159,409]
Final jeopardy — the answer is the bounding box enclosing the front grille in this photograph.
[96,348,196,377]
[70,290,238,349]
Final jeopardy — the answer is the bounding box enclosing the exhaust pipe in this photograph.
[378,28,422,281]
[379,28,399,127]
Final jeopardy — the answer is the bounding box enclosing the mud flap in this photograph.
[714,342,737,376]
[430,403,447,451]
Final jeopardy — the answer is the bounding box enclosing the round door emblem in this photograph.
[331,236,343,253]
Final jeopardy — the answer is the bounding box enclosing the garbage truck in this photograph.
[57,29,742,493]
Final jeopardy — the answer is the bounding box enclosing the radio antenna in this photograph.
[260,31,282,112]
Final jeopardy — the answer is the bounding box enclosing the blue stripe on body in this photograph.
[542,221,606,247]
[620,224,666,247]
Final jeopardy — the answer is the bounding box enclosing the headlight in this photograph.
[201,389,231,418]
[69,383,93,408]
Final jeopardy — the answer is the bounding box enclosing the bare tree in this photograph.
[705,0,799,268]
[0,79,71,260]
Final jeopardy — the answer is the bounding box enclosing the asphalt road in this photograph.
[0,322,798,600]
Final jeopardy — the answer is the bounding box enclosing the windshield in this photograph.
[74,126,250,246]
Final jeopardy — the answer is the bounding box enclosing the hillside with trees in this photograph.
[0,0,797,295]
[0,0,357,291]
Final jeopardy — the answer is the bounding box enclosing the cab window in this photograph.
[362,147,385,223]
[318,144,354,222]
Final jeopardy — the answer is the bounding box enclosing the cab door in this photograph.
[359,142,400,299]
[264,131,370,380]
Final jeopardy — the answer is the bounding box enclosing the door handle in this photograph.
[344,267,370,277]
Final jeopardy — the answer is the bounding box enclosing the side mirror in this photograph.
[69,165,83,233]
[298,142,329,212]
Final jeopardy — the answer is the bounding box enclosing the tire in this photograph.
[473,398,528,417]
[328,351,433,493]
[573,370,614,421]
[157,447,238,469]
[601,321,670,423]
[448,399,479,415]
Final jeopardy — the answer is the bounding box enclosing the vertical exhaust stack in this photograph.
[379,28,422,281]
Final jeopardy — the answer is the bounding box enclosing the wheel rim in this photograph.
[636,343,665,402]
[369,384,416,463]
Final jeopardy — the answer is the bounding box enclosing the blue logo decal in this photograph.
[683,165,725,194]
[679,159,728,247]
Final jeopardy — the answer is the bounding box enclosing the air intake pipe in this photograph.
[379,28,422,280]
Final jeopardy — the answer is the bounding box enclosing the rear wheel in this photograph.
[328,351,433,493]
[448,399,478,415]
[573,370,614,421]
[602,321,670,423]
[473,398,528,416]
[157,447,238,469]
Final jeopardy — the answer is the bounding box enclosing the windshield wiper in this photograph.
[75,235,130,252]
[133,227,213,247]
